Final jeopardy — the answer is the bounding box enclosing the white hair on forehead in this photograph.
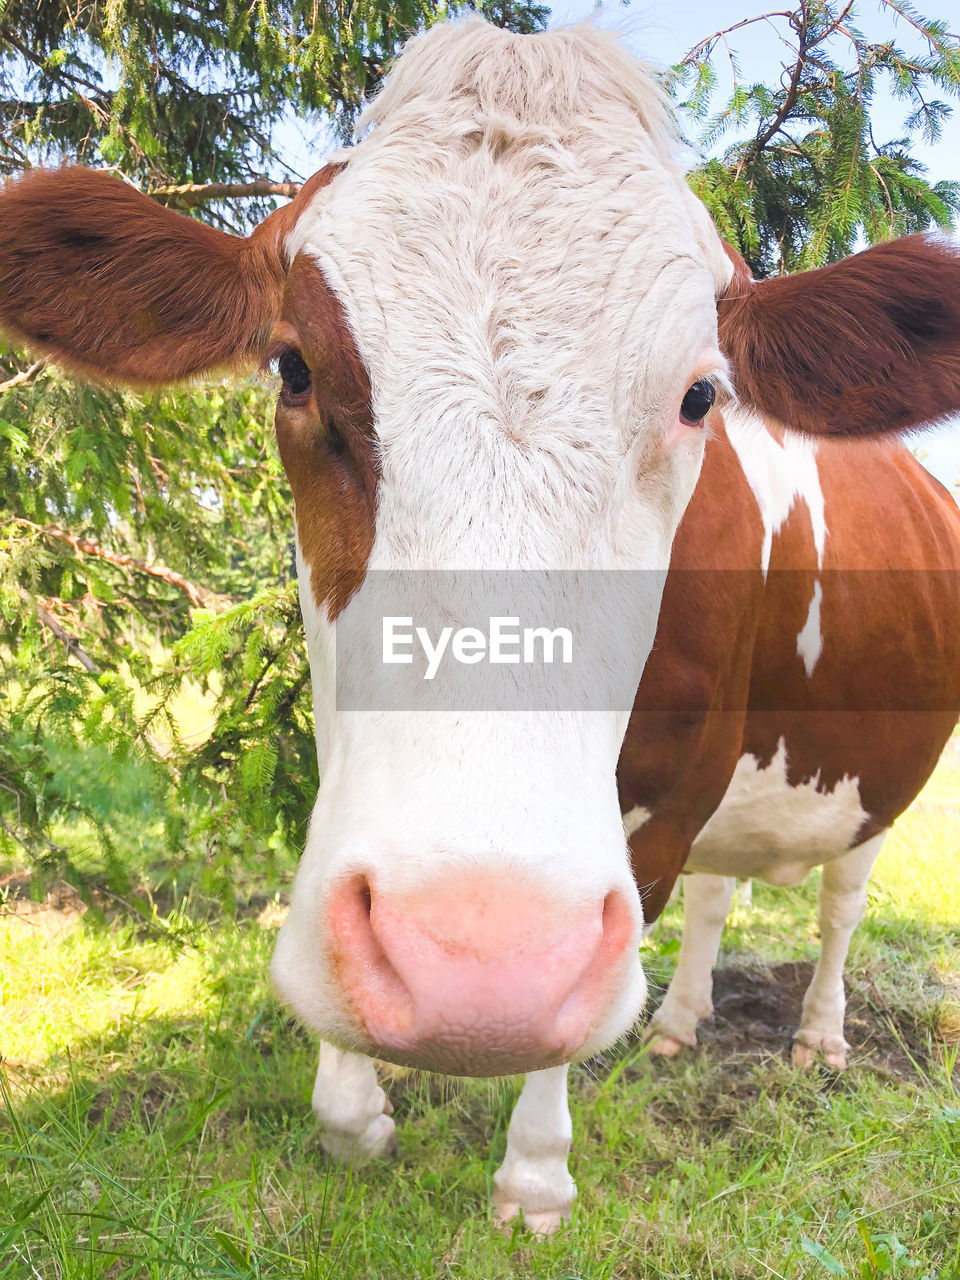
[358,17,682,170]
[284,13,733,578]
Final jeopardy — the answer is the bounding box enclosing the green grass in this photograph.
[1,745,958,1279]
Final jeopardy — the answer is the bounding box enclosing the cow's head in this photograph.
[2,20,959,1076]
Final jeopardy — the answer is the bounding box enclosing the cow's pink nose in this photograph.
[326,869,635,1075]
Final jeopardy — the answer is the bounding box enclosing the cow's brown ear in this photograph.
[718,234,960,437]
[0,167,287,386]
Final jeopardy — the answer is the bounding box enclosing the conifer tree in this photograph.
[1,0,548,219]
[671,1,959,274]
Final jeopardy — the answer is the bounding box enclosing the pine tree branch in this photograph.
[748,27,811,158]
[14,520,231,610]
[730,3,856,164]
[870,161,897,226]
[149,179,301,206]
[0,360,45,393]
[28,595,101,674]
[877,0,959,44]
[0,810,65,857]
[243,652,279,711]
[272,669,311,721]
[0,27,112,102]
[680,12,795,65]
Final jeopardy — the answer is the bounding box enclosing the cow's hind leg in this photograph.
[311,1042,396,1162]
[647,873,736,1056]
[793,832,887,1070]
[493,1065,575,1236]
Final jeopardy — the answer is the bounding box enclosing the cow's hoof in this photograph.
[494,1199,572,1237]
[644,997,708,1057]
[320,1113,397,1163]
[792,1032,848,1071]
[647,1033,693,1057]
[647,1013,701,1054]
[493,1166,576,1237]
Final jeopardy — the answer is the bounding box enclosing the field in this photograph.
[1,742,958,1280]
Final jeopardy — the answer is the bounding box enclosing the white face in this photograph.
[270,20,733,1075]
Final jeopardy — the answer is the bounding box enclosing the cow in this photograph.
[1,18,959,1235]
[622,423,960,1072]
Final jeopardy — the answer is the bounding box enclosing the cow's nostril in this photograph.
[601,889,634,958]
[327,874,416,1038]
[333,875,385,959]
[553,889,635,1043]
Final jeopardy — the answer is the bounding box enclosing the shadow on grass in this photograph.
[2,881,958,1279]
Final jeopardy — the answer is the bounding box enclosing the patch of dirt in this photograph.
[0,877,86,940]
[86,1072,174,1131]
[664,960,939,1081]
[580,960,955,1139]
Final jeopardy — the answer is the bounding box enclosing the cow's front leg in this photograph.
[493,1065,575,1235]
[311,1042,396,1162]
[793,832,886,1070]
[647,872,736,1055]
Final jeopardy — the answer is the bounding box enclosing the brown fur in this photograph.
[0,162,377,617]
[274,256,379,619]
[621,420,960,922]
[618,428,767,922]
[742,439,960,842]
[719,235,960,437]
[0,167,282,383]
[0,164,342,386]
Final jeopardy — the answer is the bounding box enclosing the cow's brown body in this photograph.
[620,420,960,923]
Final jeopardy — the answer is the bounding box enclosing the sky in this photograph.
[277,1,960,495]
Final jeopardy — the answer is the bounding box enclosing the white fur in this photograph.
[797,579,824,677]
[311,1042,396,1160]
[264,20,791,1230]
[272,19,734,1065]
[733,878,753,908]
[687,738,868,883]
[793,831,887,1069]
[647,873,736,1053]
[493,1066,576,1233]
[622,804,651,835]
[723,406,828,676]
[725,408,827,576]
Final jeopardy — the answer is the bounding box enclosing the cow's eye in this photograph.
[278,348,312,397]
[680,379,716,425]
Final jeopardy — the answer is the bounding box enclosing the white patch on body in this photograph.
[797,578,824,677]
[622,804,651,835]
[725,409,827,575]
[687,738,867,883]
